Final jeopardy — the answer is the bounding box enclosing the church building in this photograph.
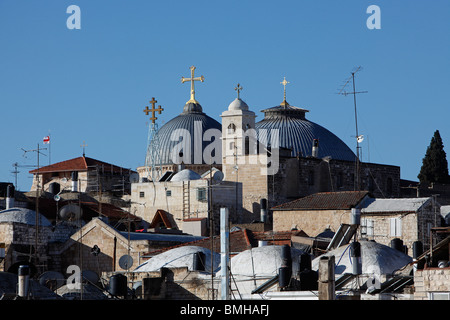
[131,66,400,233]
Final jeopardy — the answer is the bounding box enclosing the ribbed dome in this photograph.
[156,102,222,165]
[255,104,356,161]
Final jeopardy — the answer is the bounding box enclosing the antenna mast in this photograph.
[22,143,47,269]
[338,66,368,191]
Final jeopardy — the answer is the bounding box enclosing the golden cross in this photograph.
[280,77,290,106]
[143,97,164,124]
[81,141,87,157]
[235,83,243,99]
[181,66,205,103]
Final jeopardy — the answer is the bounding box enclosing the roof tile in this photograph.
[272,191,370,211]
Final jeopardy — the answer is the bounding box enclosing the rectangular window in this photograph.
[429,292,450,300]
[139,191,145,198]
[166,190,172,197]
[361,218,374,237]
[390,217,402,237]
[197,187,207,202]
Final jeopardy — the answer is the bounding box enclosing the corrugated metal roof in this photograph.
[272,191,370,211]
[361,197,432,213]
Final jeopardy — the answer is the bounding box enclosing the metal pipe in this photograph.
[18,265,30,299]
[220,207,229,300]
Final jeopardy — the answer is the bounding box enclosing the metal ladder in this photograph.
[182,181,190,219]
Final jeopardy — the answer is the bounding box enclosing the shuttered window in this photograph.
[390,217,402,237]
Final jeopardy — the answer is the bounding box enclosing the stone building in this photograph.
[29,156,138,196]
[49,217,205,276]
[272,191,370,236]
[0,207,75,274]
[134,70,400,233]
[360,197,442,253]
[131,168,241,234]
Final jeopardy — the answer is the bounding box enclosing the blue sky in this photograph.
[0,1,449,191]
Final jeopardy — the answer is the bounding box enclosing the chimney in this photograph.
[17,265,30,299]
[220,207,230,300]
[6,184,15,209]
[312,139,319,158]
[260,198,268,223]
[71,171,78,192]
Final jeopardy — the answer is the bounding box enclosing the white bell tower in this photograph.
[220,84,256,169]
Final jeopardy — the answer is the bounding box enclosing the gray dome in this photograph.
[312,240,412,276]
[255,104,356,161]
[228,98,249,111]
[170,169,201,182]
[0,208,51,226]
[155,101,222,165]
[133,245,220,273]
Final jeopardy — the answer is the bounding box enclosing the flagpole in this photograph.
[48,133,51,165]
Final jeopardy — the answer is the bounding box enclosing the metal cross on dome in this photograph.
[143,97,164,124]
[280,77,290,106]
[235,83,243,99]
[181,65,205,104]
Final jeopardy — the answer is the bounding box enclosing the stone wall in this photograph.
[131,179,239,232]
[361,201,441,254]
[51,218,151,275]
[0,223,54,272]
[414,268,450,300]
[273,209,351,236]
[294,157,401,199]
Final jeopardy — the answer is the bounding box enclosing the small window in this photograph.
[197,187,207,202]
[227,123,236,134]
[429,292,450,300]
[139,191,145,198]
[361,218,374,237]
[390,217,402,237]
[166,190,172,197]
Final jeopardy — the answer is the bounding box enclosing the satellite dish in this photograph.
[59,204,82,221]
[39,271,65,290]
[119,255,134,270]
[61,177,68,183]
[82,270,99,284]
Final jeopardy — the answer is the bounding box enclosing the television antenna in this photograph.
[337,66,368,191]
[11,162,37,190]
[21,143,47,268]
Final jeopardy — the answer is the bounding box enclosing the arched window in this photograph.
[227,123,236,134]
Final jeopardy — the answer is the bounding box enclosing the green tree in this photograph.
[418,130,450,184]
